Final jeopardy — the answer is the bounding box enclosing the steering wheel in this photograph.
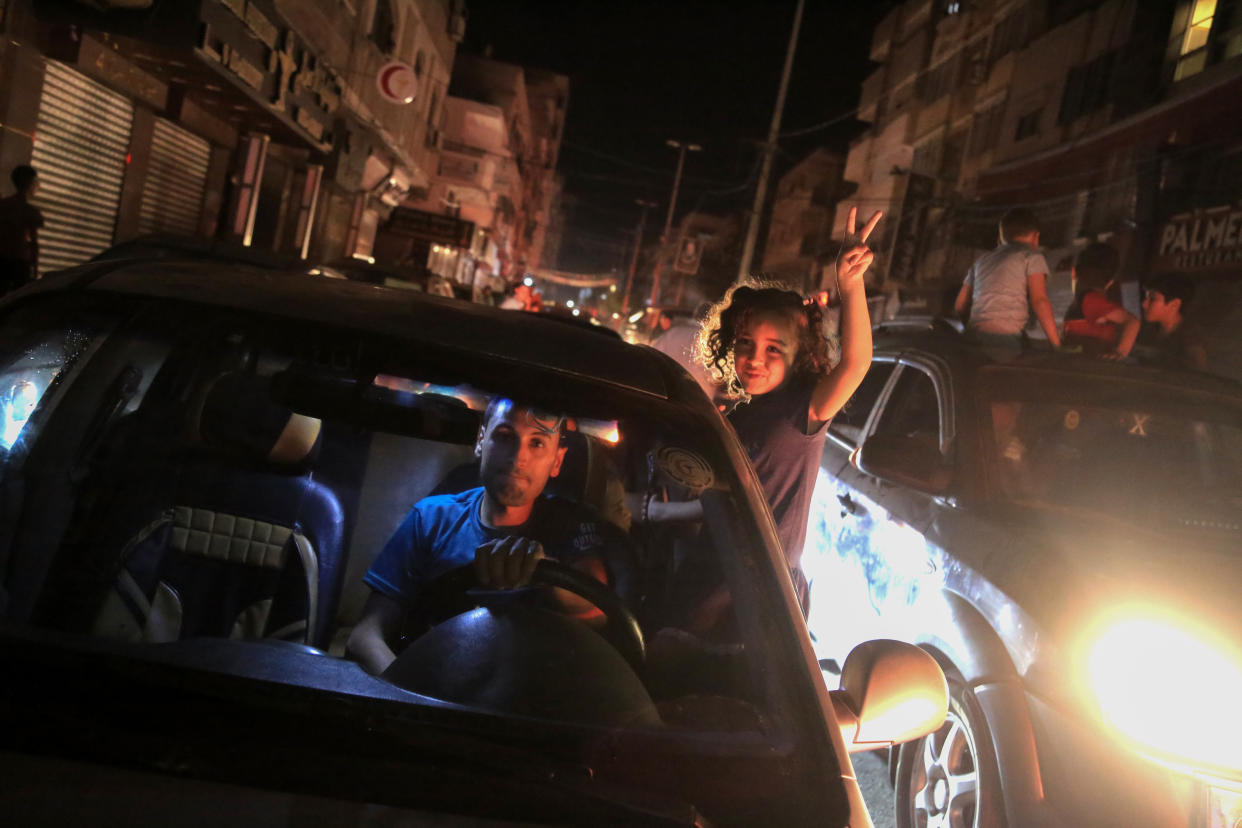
[382,560,655,726]
[409,559,645,668]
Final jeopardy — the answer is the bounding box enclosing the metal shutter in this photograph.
[31,62,133,274]
[137,118,211,237]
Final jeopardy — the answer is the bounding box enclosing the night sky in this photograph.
[463,0,895,273]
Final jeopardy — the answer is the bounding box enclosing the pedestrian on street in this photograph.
[0,165,44,297]
[954,207,1061,350]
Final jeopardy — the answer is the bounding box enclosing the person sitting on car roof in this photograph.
[346,397,629,675]
[1137,274,1208,371]
[955,207,1061,350]
[1061,242,1140,360]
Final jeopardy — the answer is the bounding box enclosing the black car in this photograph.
[805,321,1242,828]
[0,259,945,826]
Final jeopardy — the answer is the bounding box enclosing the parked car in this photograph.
[0,260,945,827]
[805,320,1242,828]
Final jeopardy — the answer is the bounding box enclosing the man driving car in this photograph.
[346,396,626,675]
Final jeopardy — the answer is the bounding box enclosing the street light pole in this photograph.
[649,139,701,307]
[737,0,805,280]
[622,199,657,313]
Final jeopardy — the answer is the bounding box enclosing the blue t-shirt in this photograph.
[364,487,627,610]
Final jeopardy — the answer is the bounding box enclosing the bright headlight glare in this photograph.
[1088,618,1242,772]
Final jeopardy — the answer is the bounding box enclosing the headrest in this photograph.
[195,372,321,468]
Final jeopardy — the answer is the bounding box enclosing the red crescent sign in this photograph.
[376,61,417,104]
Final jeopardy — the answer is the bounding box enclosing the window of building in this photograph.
[1015,108,1042,140]
[989,9,1028,65]
[941,128,968,182]
[1171,0,1218,80]
[912,133,944,177]
[945,1,962,15]
[370,0,397,55]
[1058,51,1116,124]
[920,54,959,102]
[969,99,1005,154]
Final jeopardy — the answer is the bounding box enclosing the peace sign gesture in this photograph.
[835,206,883,295]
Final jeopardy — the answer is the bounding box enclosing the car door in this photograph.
[804,357,897,665]
[808,356,952,663]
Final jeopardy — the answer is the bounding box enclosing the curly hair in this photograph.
[693,279,834,401]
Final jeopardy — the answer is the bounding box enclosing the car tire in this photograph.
[894,675,1006,828]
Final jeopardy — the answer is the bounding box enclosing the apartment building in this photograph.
[0,0,463,272]
[391,53,568,297]
[761,148,846,292]
[837,0,1242,341]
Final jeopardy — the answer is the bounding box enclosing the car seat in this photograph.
[92,371,345,647]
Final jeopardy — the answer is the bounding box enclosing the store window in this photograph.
[1172,0,1217,80]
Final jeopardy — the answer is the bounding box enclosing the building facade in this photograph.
[0,0,462,274]
[761,148,846,292]
[839,0,1242,334]
[386,52,568,300]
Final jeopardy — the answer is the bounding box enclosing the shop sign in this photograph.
[1154,206,1242,274]
[198,0,339,148]
[386,207,475,248]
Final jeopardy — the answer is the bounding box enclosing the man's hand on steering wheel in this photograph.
[473,537,607,625]
[473,537,546,589]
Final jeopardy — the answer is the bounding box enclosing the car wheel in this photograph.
[895,676,1005,828]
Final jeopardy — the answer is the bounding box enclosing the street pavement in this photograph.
[854,749,896,828]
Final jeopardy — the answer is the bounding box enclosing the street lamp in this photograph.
[650,140,701,307]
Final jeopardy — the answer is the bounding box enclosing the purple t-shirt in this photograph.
[727,376,827,569]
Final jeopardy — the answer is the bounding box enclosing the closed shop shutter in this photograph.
[31,61,133,274]
[137,118,211,237]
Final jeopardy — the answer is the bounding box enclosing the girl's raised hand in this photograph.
[836,207,883,293]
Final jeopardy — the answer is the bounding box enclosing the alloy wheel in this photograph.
[907,709,979,828]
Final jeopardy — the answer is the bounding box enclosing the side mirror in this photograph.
[830,639,947,753]
[852,433,952,494]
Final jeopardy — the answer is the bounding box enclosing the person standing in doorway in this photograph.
[0,165,44,297]
[954,207,1061,349]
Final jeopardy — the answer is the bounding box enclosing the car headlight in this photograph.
[1088,617,1242,773]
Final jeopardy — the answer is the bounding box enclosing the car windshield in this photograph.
[0,289,836,819]
[984,370,1242,532]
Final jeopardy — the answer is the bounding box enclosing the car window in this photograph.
[989,396,1242,529]
[0,294,814,747]
[872,365,941,451]
[827,360,895,446]
[0,309,104,456]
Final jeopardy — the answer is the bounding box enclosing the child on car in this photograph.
[685,207,881,617]
[1061,242,1140,359]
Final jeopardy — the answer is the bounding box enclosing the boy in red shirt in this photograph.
[1061,242,1140,359]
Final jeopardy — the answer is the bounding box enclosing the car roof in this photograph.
[873,321,1242,399]
[25,259,680,405]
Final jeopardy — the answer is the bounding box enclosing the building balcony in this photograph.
[859,67,886,123]
[871,7,898,62]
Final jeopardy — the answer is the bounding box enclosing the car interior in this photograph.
[0,294,800,738]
